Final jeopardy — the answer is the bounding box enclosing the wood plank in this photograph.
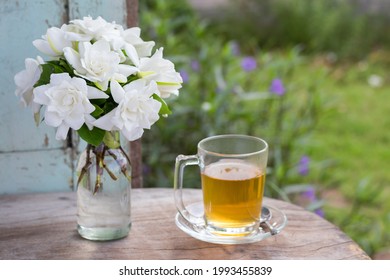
[126,0,139,27]
[0,0,67,152]
[0,188,370,260]
[68,0,127,24]
[0,149,74,194]
[128,0,142,188]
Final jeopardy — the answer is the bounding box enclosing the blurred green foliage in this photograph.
[209,0,390,59]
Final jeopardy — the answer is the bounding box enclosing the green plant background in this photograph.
[138,0,390,258]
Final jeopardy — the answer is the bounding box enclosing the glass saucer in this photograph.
[175,202,287,245]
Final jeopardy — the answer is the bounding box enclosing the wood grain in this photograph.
[126,0,143,189]
[0,188,370,260]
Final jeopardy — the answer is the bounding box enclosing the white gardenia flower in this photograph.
[93,80,161,141]
[122,27,155,58]
[138,48,183,98]
[33,73,108,140]
[65,16,127,62]
[33,26,73,57]
[14,57,44,113]
[64,39,137,91]
[66,16,122,43]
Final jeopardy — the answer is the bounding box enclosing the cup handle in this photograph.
[174,154,205,226]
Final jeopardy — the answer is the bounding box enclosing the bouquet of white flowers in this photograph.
[14,16,182,147]
[14,16,182,239]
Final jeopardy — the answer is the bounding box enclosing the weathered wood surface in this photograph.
[127,0,143,189]
[0,188,370,260]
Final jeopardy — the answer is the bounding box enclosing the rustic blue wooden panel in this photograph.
[0,0,70,194]
[0,149,74,194]
[68,0,127,24]
[0,0,67,152]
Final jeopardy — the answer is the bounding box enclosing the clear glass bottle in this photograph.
[76,137,131,241]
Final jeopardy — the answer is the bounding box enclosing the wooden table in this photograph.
[0,188,370,260]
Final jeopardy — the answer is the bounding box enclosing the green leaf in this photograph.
[47,60,65,74]
[152,94,172,115]
[102,101,116,115]
[77,124,105,146]
[58,58,74,75]
[103,131,121,149]
[125,75,138,85]
[34,60,69,88]
[34,64,54,87]
[91,104,104,118]
[91,98,108,106]
[156,81,181,86]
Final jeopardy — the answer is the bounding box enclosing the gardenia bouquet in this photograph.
[14,16,182,148]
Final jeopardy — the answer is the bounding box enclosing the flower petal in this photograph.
[84,115,96,130]
[33,85,51,105]
[33,39,57,57]
[55,123,70,140]
[87,86,108,99]
[118,64,138,77]
[50,73,71,85]
[122,126,144,141]
[46,27,68,55]
[110,80,125,103]
[63,47,84,74]
[66,113,85,130]
[44,111,62,127]
[93,109,116,131]
[124,43,140,66]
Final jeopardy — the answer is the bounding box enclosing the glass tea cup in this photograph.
[174,134,268,236]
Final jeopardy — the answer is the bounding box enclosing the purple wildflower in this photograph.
[302,186,316,201]
[298,155,310,176]
[241,56,257,72]
[191,60,200,72]
[269,78,286,96]
[179,69,189,83]
[301,186,325,217]
[315,208,325,218]
[301,185,325,218]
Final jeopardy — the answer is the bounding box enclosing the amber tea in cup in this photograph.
[174,135,268,236]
